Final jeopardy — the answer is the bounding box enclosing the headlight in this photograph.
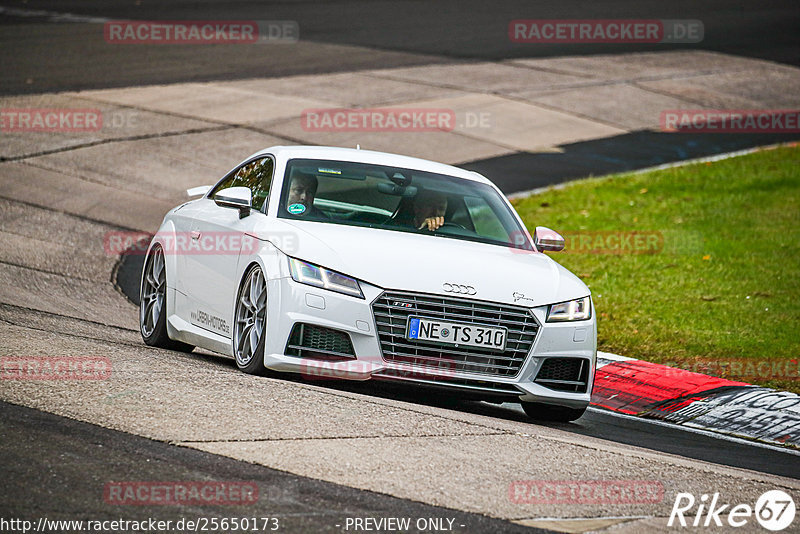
[288,257,364,299]
[547,296,592,322]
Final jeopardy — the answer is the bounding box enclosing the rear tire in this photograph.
[140,244,194,352]
[521,401,586,422]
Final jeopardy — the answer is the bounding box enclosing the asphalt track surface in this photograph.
[1,0,799,95]
[463,131,800,194]
[2,2,800,531]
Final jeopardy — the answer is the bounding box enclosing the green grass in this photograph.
[511,144,800,393]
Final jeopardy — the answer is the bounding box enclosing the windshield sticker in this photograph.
[287,203,306,215]
[317,167,341,175]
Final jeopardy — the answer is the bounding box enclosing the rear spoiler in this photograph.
[186,185,212,197]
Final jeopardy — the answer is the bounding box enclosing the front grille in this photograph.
[285,323,356,361]
[372,290,539,377]
[535,357,590,393]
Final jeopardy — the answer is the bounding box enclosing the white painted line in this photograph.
[507,180,572,201]
[586,406,800,456]
[597,351,635,362]
[623,143,790,175]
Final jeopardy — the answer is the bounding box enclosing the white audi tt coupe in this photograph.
[140,146,596,421]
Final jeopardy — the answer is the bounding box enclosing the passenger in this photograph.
[285,171,326,218]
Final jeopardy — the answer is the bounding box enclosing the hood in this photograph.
[254,219,589,307]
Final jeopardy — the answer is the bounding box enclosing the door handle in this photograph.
[190,231,201,240]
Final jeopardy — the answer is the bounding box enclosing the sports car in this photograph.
[140,146,596,421]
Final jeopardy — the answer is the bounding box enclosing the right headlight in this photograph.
[547,296,592,322]
[287,257,364,299]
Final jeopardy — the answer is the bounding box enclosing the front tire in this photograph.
[233,265,269,375]
[521,401,587,423]
[140,244,194,352]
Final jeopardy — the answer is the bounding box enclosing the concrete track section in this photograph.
[1,51,800,533]
[0,401,552,534]
[3,50,799,191]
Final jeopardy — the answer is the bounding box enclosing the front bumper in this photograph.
[263,276,596,408]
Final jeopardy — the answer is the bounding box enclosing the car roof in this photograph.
[253,145,491,185]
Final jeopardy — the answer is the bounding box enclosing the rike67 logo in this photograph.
[669,490,796,531]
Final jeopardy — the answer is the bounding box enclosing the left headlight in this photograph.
[288,257,364,299]
[547,296,592,322]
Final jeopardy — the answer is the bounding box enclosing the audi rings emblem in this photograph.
[443,283,477,295]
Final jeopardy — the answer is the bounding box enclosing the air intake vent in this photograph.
[285,323,356,361]
[534,357,590,393]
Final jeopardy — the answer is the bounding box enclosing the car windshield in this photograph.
[277,158,533,250]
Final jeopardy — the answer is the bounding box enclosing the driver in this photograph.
[412,189,448,231]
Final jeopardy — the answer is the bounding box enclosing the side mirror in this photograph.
[534,226,565,252]
[214,186,252,218]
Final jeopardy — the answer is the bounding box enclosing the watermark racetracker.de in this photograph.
[104,481,259,506]
[0,516,280,533]
[103,230,299,256]
[509,19,703,43]
[1,108,102,132]
[300,359,457,381]
[560,231,664,255]
[301,108,457,132]
[0,357,111,380]
[509,479,664,504]
[662,359,799,382]
[0,108,140,132]
[300,107,494,132]
[104,20,298,44]
[509,230,703,255]
[661,110,800,133]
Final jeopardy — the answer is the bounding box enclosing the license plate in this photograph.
[406,316,507,351]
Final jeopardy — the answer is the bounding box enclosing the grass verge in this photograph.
[512,144,800,393]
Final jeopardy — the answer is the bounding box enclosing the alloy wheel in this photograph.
[234,266,267,367]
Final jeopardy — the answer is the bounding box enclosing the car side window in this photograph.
[209,157,274,212]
